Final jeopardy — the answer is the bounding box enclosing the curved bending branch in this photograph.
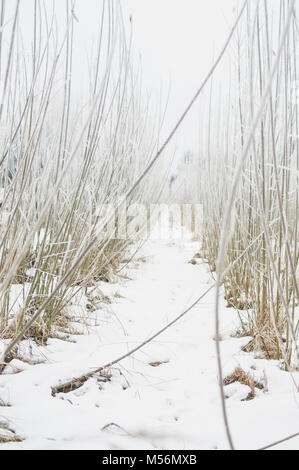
[0,1,247,366]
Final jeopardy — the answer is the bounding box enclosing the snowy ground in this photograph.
[0,232,299,450]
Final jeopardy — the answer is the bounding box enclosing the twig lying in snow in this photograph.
[258,431,299,450]
[101,422,132,437]
[51,222,277,395]
[0,1,247,367]
[51,284,215,395]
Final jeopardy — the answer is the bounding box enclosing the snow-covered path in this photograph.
[0,234,299,450]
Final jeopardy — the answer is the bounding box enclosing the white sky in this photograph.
[122,0,237,158]
[6,0,239,162]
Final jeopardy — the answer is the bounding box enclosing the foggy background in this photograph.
[3,0,238,166]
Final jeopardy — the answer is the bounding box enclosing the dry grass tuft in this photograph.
[0,424,23,443]
[241,320,285,361]
[188,259,197,265]
[149,360,170,367]
[223,366,263,400]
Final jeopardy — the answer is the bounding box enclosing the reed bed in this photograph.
[0,0,162,350]
[191,0,299,368]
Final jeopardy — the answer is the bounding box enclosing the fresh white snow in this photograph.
[0,232,298,450]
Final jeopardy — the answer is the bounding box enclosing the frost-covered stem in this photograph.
[0,0,247,365]
[215,0,296,451]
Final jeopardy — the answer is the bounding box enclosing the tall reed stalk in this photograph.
[0,0,161,350]
[185,0,298,368]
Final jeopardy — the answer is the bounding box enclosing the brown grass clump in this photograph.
[223,366,263,400]
[188,259,197,265]
[0,348,18,374]
[2,312,48,345]
[2,300,71,347]
[0,424,23,443]
[0,398,10,407]
[149,360,170,367]
[241,320,285,361]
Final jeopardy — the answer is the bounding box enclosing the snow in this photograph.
[0,232,298,450]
